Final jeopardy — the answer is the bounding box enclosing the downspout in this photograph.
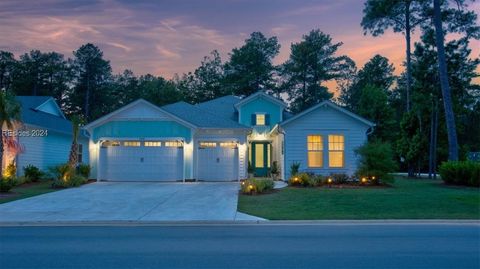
[278,125,287,182]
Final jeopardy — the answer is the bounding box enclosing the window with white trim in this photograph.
[165,141,183,147]
[123,141,141,147]
[219,142,237,148]
[199,142,216,148]
[256,114,265,126]
[144,141,161,147]
[328,135,344,168]
[307,135,323,168]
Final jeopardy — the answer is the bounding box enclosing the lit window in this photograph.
[77,144,83,163]
[165,141,183,147]
[256,114,265,126]
[220,142,237,148]
[144,141,161,147]
[124,141,141,147]
[307,135,323,168]
[199,142,216,148]
[101,141,120,147]
[328,135,344,168]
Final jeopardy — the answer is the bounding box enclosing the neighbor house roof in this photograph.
[16,96,73,135]
[195,95,241,121]
[279,100,375,127]
[162,101,250,129]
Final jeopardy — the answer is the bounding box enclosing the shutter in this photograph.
[251,114,256,125]
[265,114,270,125]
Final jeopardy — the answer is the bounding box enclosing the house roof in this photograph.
[83,99,197,131]
[16,96,74,135]
[195,95,241,121]
[234,91,287,109]
[279,100,375,127]
[162,101,249,129]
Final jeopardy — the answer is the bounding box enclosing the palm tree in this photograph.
[432,0,459,161]
[68,115,84,170]
[0,90,21,175]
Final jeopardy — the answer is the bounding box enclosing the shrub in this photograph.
[14,176,30,186]
[0,177,16,192]
[330,173,349,184]
[290,162,300,176]
[270,161,280,179]
[23,165,43,182]
[439,161,480,187]
[77,164,91,178]
[355,141,398,185]
[52,174,87,188]
[4,162,16,177]
[288,172,313,187]
[48,164,74,182]
[241,178,274,194]
[312,174,327,186]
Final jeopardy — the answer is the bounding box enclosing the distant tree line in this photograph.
[0,0,478,175]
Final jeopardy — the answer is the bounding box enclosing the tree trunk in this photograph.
[68,142,78,170]
[405,0,412,112]
[428,106,435,179]
[432,105,438,179]
[85,75,90,121]
[433,0,459,161]
[0,136,4,175]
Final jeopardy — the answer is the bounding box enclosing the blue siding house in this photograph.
[2,96,89,176]
[83,91,373,182]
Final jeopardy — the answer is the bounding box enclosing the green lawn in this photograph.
[238,178,480,220]
[0,180,57,204]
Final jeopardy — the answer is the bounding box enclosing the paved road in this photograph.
[1,223,479,269]
[0,182,259,221]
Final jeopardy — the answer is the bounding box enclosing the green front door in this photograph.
[251,142,270,177]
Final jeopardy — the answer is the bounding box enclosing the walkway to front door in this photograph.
[251,142,270,177]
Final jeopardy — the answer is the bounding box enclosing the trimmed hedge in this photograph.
[439,161,480,187]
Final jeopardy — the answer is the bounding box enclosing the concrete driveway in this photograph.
[0,182,260,222]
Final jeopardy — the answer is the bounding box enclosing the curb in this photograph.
[1,219,479,227]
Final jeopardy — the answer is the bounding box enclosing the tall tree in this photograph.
[362,0,426,112]
[224,32,280,96]
[340,54,395,112]
[0,51,16,91]
[183,50,226,103]
[357,85,396,141]
[12,51,71,105]
[71,44,112,121]
[0,90,21,174]
[282,29,354,113]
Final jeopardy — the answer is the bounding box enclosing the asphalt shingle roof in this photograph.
[162,101,249,129]
[16,96,73,135]
[195,95,241,121]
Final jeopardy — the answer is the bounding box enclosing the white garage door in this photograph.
[100,140,183,181]
[197,142,238,181]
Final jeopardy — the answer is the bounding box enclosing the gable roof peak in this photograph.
[234,91,286,109]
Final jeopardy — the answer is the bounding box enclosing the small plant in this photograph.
[23,165,44,182]
[290,162,300,176]
[51,174,87,188]
[241,178,274,194]
[0,177,16,192]
[330,173,349,184]
[312,174,327,186]
[355,141,398,185]
[439,161,480,187]
[270,161,280,180]
[288,172,313,187]
[77,164,91,179]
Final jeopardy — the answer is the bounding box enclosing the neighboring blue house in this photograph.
[83,91,374,182]
[2,96,89,176]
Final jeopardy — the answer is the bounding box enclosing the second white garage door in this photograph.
[100,140,183,181]
[197,142,238,181]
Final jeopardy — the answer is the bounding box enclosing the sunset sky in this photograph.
[0,0,478,91]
